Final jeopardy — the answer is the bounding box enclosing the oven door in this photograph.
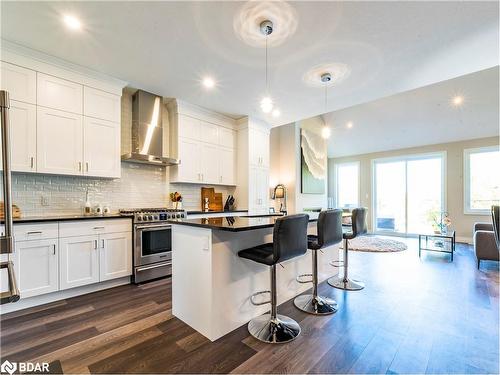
[134,224,172,266]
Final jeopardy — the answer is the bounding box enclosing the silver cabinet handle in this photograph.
[30,156,34,169]
[86,162,89,172]
[27,231,42,235]
[52,244,56,255]
[101,239,105,248]
[93,239,98,249]
[93,226,105,230]
[78,162,82,172]
[201,173,204,181]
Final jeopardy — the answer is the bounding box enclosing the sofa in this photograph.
[473,205,500,269]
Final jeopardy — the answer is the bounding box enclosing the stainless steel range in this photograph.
[119,208,186,283]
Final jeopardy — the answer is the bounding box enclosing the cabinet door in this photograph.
[200,143,219,183]
[14,239,58,298]
[257,168,270,212]
[99,231,132,281]
[177,138,201,182]
[37,107,83,175]
[10,100,36,172]
[37,73,83,114]
[219,147,235,185]
[59,235,99,290]
[259,130,270,168]
[218,127,235,149]
[84,117,120,178]
[248,166,259,213]
[199,121,219,145]
[84,87,121,123]
[178,115,200,140]
[249,128,270,167]
[0,62,36,104]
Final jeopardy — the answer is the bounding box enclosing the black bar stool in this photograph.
[328,207,367,291]
[294,209,343,315]
[238,214,309,344]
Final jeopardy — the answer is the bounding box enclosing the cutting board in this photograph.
[0,203,21,219]
[200,188,223,211]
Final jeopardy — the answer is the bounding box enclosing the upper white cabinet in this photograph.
[84,117,121,178]
[169,101,237,186]
[37,107,83,175]
[249,127,270,168]
[84,87,121,123]
[0,62,36,104]
[10,100,36,172]
[37,73,83,114]
[1,55,124,179]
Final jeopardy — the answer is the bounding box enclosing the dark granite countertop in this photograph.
[1,214,130,224]
[167,214,317,232]
[187,210,248,215]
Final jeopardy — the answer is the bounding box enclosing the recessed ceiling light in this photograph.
[272,109,281,118]
[321,126,331,139]
[63,14,82,30]
[202,77,215,89]
[452,95,464,106]
[346,121,353,129]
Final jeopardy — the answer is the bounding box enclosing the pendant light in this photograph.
[321,72,332,139]
[260,20,274,113]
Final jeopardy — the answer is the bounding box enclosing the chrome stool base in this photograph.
[248,314,301,343]
[294,294,338,315]
[328,276,365,291]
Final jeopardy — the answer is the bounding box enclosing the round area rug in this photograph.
[339,236,407,253]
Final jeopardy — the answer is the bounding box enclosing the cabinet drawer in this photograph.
[59,219,131,237]
[37,73,83,114]
[0,62,36,104]
[14,223,59,241]
[84,87,121,122]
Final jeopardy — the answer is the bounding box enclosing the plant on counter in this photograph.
[169,192,183,209]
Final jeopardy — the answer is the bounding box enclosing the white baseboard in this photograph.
[456,236,473,244]
[0,277,131,314]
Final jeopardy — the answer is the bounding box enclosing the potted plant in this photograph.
[169,192,183,210]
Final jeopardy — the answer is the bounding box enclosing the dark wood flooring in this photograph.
[1,239,498,374]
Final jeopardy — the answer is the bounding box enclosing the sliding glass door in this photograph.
[373,153,445,235]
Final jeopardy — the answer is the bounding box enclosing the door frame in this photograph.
[371,151,447,237]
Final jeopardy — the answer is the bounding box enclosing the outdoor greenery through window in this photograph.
[464,146,500,214]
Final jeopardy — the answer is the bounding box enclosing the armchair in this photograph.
[474,206,500,269]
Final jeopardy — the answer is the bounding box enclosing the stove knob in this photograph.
[153,215,159,221]
[180,213,185,218]
[137,215,143,221]
[176,214,181,218]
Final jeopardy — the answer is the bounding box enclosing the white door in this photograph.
[177,138,201,182]
[99,231,132,281]
[14,239,58,298]
[10,100,37,172]
[0,62,36,104]
[83,87,121,123]
[219,147,235,185]
[37,107,83,175]
[37,73,83,114]
[59,235,99,290]
[200,143,219,183]
[84,117,120,178]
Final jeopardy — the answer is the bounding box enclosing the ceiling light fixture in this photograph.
[202,77,216,89]
[272,109,281,118]
[347,121,353,129]
[452,95,464,106]
[321,72,332,139]
[259,20,274,114]
[63,14,82,30]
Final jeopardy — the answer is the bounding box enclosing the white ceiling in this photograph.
[324,67,500,158]
[1,1,498,126]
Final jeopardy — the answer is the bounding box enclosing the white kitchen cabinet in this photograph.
[10,100,36,172]
[219,147,235,185]
[219,127,235,149]
[37,73,83,114]
[99,231,132,281]
[177,137,201,182]
[59,235,100,290]
[84,117,120,178]
[14,239,58,298]
[200,121,219,145]
[249,127,270,167]
[84,87,121,123]
[178,114,200,140]
[249,166,269,214]
[0,62,36,104]
[37,107,83,175]
[200,143,220,183]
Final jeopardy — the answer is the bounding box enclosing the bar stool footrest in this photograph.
[330,260,344,268]
[250,290,271,306]
[296,273,313,284]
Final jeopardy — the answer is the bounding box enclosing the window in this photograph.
[373,152,445,235]
[464,146,500,214]
[334,162,360,208]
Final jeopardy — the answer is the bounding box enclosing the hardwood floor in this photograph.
[1,239,498,374]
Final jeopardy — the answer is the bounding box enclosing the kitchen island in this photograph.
[168,214,340,341]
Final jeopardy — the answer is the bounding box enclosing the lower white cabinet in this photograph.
[99,231,132,281]
[14,239,59,298]
[59,235,100,290]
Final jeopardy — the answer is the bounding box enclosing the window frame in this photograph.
[334,161,360,209]
[463,145,500,215]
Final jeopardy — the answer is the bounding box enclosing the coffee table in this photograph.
[418,230,456,261]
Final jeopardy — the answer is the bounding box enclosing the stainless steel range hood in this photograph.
[121,90,179,166]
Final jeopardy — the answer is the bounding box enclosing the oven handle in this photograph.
[135,224,172,231]
[136,262,172,272]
